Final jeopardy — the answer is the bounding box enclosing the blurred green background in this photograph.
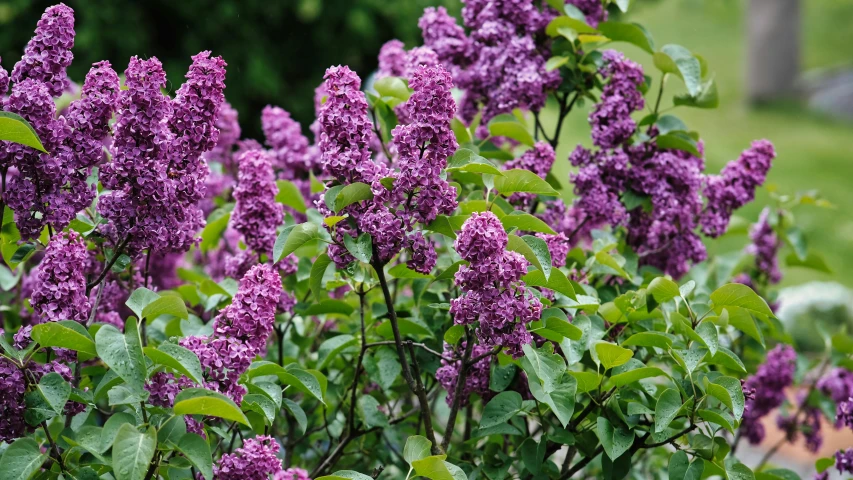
[1,0,850,286]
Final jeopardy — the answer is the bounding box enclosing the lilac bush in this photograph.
[0,2,848,480]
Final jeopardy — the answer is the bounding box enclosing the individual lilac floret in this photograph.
[590,50,645,149]
[0,357,27,443]
[451,212,541,357]
[275,468,311,480]
[230,149,284,257]
[746,208,782,284]
[740,344,797,445]
[701,140,775,237]
[11,3,75,97]
[837,449,853,475]
[378,39,407,78]
[30,231,91,323]
[436,342,493,406]
[214,435,283,480]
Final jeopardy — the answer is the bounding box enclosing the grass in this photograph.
[542,0,853,286]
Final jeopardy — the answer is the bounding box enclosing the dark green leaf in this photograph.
[125,287,161,320]
[112,424,156,480]
[31,320,97,356]
[173,388,250,426]
[596,417,634,460]
[610,367,667,387]
[273,223,320,263]
[654,388,682,433]
[598,21,655,53]
[276,180,307,213]
[95,319,146,393]
[447,148,504,176]
[143,343,205,385]
[309,253,333,301]
[176,433,213,480]
[344,233,372,263]
[480,391,523,429]
[317,334,358,370]
[357,395,389,428]
[499,212,557,235]
[655,132,701,158]
[0,438,48,480]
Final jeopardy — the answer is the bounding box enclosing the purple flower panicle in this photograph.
[740,344,797,445]
[214,435,283,480]
[31,231,91,323]
[11,3,75,97]
[230,149,284,257]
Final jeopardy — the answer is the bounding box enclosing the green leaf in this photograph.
[309,253,333,301]
[376,318,432,339]
[275,180,307,214]
[357,395,389,428]
[522,268,576,300]
[125,287,161,320]
[596,417,635,460]
[594,342,633,370]
[598,21,655,53]
[318,472,374,480]
[0,438,48,480]
[545,15,599,36]
[696,322,719,356]
[176,433,213,480]
[447,148,504,176]
[141,295,188,321]
[31,320,97,356]
[653,44,702,96]
[494,169,559,196]
[710,283,775,318]
[334,182,374,211]
[0,112,47,152]
[388,263,433,279]
[654,388,682,433]
[706,347,747,374]
[344,233,372,263]
[242,394,277,425]
[595,250,630,278]
[112,424,156,480]
[157,415,187,449]
[480,391,523,429]
[610,367,667,387]
[698,409,734,434]
[569,371,601,394]
[727,307,764,346]
[317,334,358,370]
[724,458,755,480]
[674,78,719,109]
[246,362,325,404]
[107,385,150,406]
[143,344,205,386]
[816,458,835,474]
[200,207,232,253]
[373,76,411,101]
[668,450,704,480]
[499,212,557,235]
[95,319,147,393]
[173,388,250,426]
[655,132,702,158]
[647,277,681,310]
[412,456,467,480]
[443,325,465,345]
[546,55,569,71]
[520,344,576,427]
[33,373,70,415]
[622,332,673,350]
[707,376,745,420]
[273,223,320,263]
[507,234,549,280]
[299,299,354,316]
[282,398,307,435]
[785,251,832,273]
[404,435,433,464]
[487,116,534,147]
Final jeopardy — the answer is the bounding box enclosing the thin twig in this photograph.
[441,331,474,452]
[86,235,131,293]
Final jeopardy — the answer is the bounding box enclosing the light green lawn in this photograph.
[543,0,853,286]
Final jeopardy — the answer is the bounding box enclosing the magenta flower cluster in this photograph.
[10,3,75,96]
[214,435,283,480]
[98,51,227,256]
[230,150,284,261]
[739,344,797,445]
[746,208,782,284]
[450,212,541,358]
[30,231,91,323]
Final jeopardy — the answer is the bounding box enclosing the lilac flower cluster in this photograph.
[0,57,8,94]
[419,0,560,124]
[206,102,242,169]
[567,0,608,27]
[10,4,75,97]
[30,231,91,323]
[776,395,823,453]
[837,398,853,429]
[504,141,555,208]
[275,468,311,480]
[98,52,227,255]
[0,357,27,443]
[377,39,441,82]
[817,367,853,428]
[230,150,284,259]
[740,344,797,445]
[214,435,283,480]
[590,51,645,149]
[837,449,853,475]
[262,105,320,180]
[451,212,542,358]
[436,342,493,406]
[174,264,282,403]
[746,208,782,284]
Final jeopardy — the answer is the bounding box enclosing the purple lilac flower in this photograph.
[746,208,782,284]
[436,342,493,406]
[206,101,241,169]
[230,150,284,257]
[145,372,181,408]
[818,368,853,404]
[590,50,645,150]
[275,468,311,480]
[568,146,629,239]
[391,64,458,225]
[740,344,797,445]
[180,265,282,403]
[0,357,27,442]
[30,231,90,323]
[837,449,853,475]
[538,232,569,268]
[406,232,437,274]
[451,212,541,357]
[214,435,283,480]
[146,252,186,291]
[0,58,8,95]
[701,140,775,237]
[11,4,75,97]
[836,397,853,429]
[378,39,407,78]
[568,0,608,27]
[262,105,317,179]
[418,7,470,70]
